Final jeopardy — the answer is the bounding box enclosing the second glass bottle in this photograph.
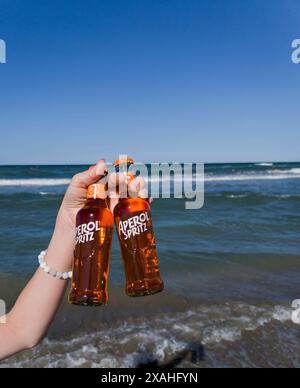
[113,157,164,297]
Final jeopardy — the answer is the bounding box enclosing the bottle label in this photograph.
[118,211,149,241]
[75,221,101,245]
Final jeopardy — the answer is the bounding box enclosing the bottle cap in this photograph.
[87,183,107,199]
[113,157,135,169]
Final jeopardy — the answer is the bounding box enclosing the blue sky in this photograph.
[0,0,299,164]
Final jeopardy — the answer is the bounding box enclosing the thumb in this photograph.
[71,160,107,188]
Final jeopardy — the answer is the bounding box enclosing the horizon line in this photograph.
[0,160,299,167]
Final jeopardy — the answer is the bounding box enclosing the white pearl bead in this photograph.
[38,251,71,281]
[68,271,73,278]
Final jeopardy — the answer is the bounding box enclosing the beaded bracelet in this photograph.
[38,251,72,280]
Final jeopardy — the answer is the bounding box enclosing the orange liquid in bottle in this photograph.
[114,158,164,297]
[69,184,114,306]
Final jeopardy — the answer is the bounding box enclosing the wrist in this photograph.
[56,205,76,233]
[45,216,75,273]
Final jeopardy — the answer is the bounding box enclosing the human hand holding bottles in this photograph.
[58,159,108,231]
[0,158,157,361]
[58,159,147,230]
[0,161,105,360]
[0,158,147,360]
[68,160,151,306]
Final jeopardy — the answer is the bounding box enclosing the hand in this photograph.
[57,160,108,230]
[107,172,149,213]
[57,159,149,231]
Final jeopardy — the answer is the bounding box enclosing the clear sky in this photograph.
[0,0,299,164]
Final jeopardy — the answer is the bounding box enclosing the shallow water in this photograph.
[0,162,300,368]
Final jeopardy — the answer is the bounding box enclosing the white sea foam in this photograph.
[202,327,242,344]
[0,303,293,368]
[225,193,300,200]
[205,169,300,182]
[226,194,248,199]
[272,306,292,322]
[148,168,300,184]
[0,179,71,187]
[39,192,58,196]
[289,168,300,174]
[255,163,274,167]
[0,167,299,187]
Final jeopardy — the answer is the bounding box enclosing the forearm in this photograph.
[0,212,75,361]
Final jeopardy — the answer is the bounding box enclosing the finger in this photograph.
[138,188,149,199]
[95,159,108,177]
[72,159,107,188]
[108,172,128,195]
[108,172,126,187]
[128,176,147,198]
[129,177,145,193]
[107,191,120,213]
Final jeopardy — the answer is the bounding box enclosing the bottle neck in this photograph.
[115,162,134,173]
[118,197,146,205]
[85,198,107,207]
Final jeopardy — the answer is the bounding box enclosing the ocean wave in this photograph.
[205,169,300,182]
[223,192,300,200]
[39,192,59,196]
[255,163,274,167]
[0,167,299,188]
[271,168,300,174]
[273,194,300,200]
[148,168,300,184]
[0,303,293,368]
[0,179,71,187]
[226,194,249,199]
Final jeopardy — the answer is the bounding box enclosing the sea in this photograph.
[0,162,300,368]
